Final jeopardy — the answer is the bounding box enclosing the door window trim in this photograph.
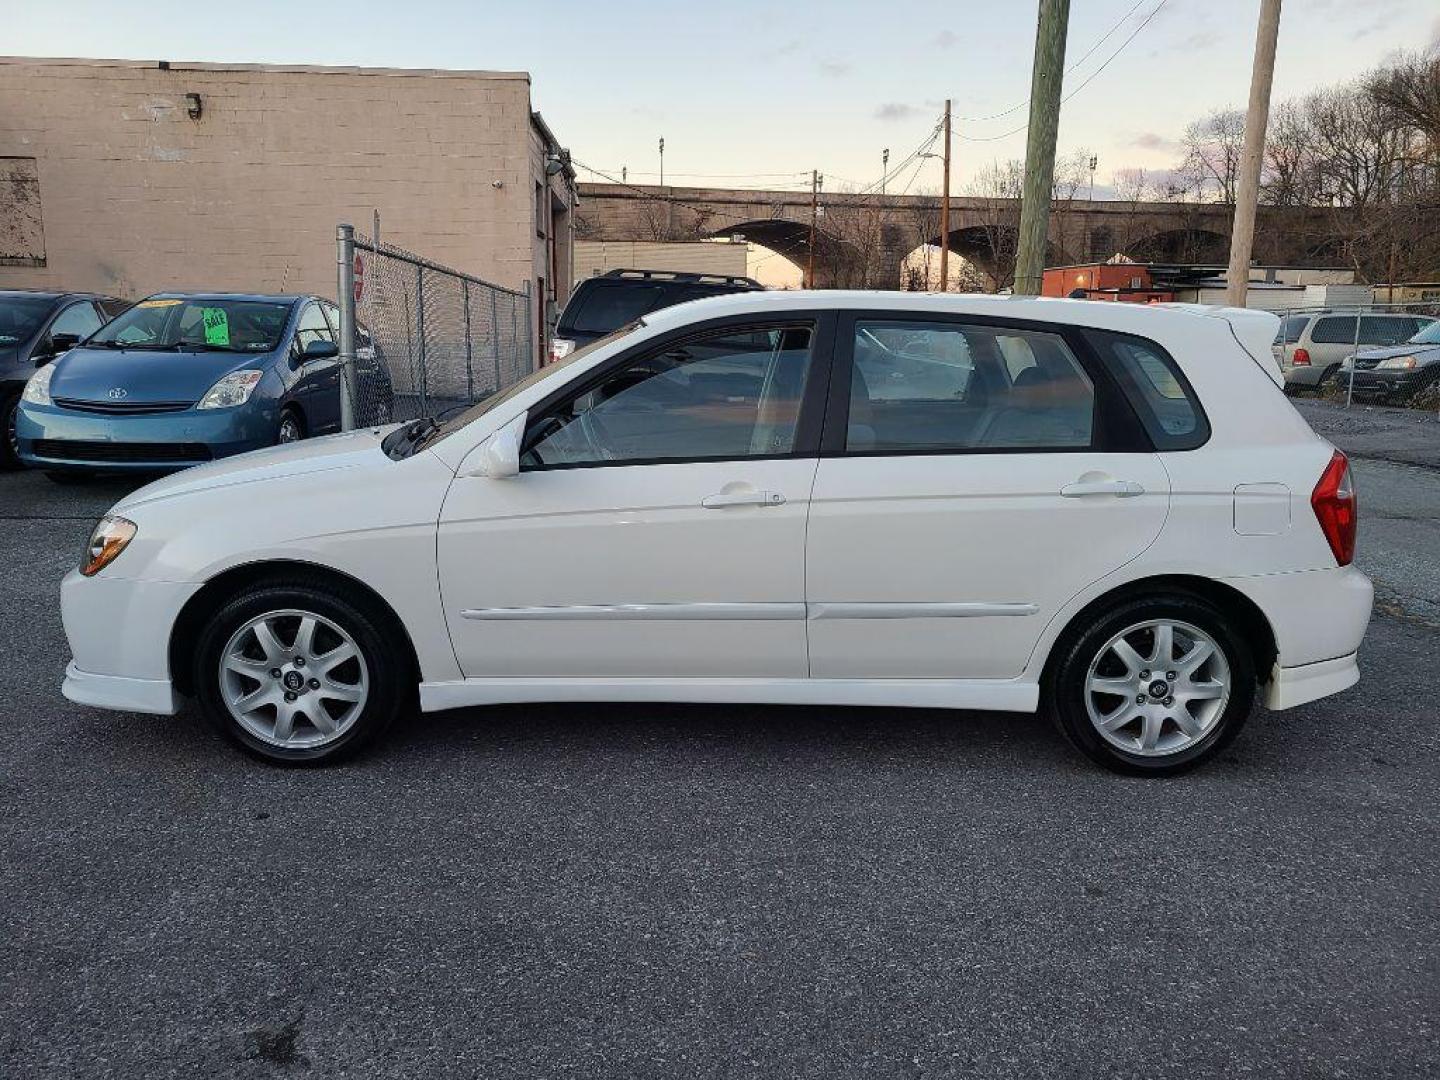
[518,310,838,472]
[818,309,1152,458]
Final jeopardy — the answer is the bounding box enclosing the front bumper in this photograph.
[60,569,200,715]
[63,660,181,715]
[16,399,277,472]
[1341,369,1436,398]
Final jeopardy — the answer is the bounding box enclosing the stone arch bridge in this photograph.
[575,182,1353,289]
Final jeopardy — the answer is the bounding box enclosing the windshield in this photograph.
[0,296,54,346]
[411,322,645,454]
[1410,320,1440,345]
[89,297,292,353]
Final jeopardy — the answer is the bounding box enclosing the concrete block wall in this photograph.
[0,58,550,314]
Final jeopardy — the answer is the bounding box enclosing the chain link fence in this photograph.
[336,225,532,428]
[1269,299,1440,412]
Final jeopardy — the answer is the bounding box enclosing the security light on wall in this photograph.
[185,93,203,120]
[544,154,565,177]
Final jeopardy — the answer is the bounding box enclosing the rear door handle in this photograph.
[702,489,786,509]
[1060,479,1145,498]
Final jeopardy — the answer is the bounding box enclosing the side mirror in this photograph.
[39,332,81,361]
[467,413,526,479]
[303,339,339,361]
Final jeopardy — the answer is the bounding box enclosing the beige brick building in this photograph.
[0,57,576,364]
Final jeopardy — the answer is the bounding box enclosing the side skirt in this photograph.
[418,677,1040,714]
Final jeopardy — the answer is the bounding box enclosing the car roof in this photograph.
[142,291,309,304]
[636,288,1274,341]
[0,288,124,303]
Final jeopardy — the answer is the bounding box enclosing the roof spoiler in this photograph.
[1152,303,1284,387]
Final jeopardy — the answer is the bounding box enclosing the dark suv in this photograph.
[1,290,129,468]
[551,269,763,362]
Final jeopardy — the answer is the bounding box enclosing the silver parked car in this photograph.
[1274,311,1437,393]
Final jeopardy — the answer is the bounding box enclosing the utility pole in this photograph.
[806,169,822,288]
[621,166,627,184]
[881,148,890,195]
[1014,0,1070,296]
[940,99,952,292]
[658,137,665,186]
[1225,0,1282,307]
[1088,154,1098,201]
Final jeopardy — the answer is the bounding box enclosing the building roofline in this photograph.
[0,55,531,81]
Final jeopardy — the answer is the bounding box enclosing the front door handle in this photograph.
[701,489,786,509]
[1060,478,1145,498]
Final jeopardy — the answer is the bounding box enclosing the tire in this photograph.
[276,408,305,445]
[1317,365,1340,390]
[1047,592,1256,777]
[0,389,21,471]
[192,580,409,765]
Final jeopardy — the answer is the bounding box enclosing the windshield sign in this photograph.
[89,298,292,353]
[0,296,54,346]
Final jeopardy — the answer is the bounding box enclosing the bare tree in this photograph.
[963,160,1024,291]
[1179,108,1246,203]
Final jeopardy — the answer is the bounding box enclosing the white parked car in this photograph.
[60,292,1372,775]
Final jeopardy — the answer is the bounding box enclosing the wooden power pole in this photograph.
[1013,0,1070,296]
[1225,0,1283,308]
[806,169,820,288]
[940,99,952,291]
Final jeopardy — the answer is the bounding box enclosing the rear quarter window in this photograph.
[1083,329,1209,451]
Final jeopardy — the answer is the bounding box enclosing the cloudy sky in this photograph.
[11,0,1437,200]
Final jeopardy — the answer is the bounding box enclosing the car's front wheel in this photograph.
[0,388,22,470]
[193,581,408,764]
[1048,593,1256,776]
[276,409,304,445]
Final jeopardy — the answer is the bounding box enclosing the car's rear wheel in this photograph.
[0,389,21,470]
[193,581,407,765]
[1048,593,1255,776]
[277,408,304,445]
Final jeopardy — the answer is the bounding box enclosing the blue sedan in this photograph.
[15,292,392,479]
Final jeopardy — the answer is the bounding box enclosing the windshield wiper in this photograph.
[176,342,250,353]
[95,341,183,351]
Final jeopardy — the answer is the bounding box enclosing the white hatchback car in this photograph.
[60,292,1372,775]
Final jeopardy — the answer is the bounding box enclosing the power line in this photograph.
[955,0,1150,123]
[956,0,1170,144]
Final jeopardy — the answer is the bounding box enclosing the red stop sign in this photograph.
[353,251,365,303]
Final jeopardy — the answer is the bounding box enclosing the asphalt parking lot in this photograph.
[2,399,1437,1079]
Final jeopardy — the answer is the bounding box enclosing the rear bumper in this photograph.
[1222,565,1372,710]
[1264,652,1359,710]
[63,660,181,715]
[16,399,275,472]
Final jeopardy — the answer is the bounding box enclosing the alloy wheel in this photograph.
[277,415,301,443]
[1083,618,1231,757]
[218,608,369,749]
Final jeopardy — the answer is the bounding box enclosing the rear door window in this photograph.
[1358,316,1417,346]
[1310,316,1358,344]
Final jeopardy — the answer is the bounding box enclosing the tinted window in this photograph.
[1274,315,1309,345]
[0,296,55,345]
[524,324,814,467]
[1358,316,1418,346]
[1310,316,1357,344]
[563,282,666,335]
[846,321,1093,452]
[49,301,103,341]
[1085,329,1208,451]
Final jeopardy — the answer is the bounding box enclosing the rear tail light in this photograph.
[1292,347,1311,366]
[1311,450,1357,566]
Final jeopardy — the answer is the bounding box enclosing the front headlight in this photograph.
[81,515,137,577]
[1377,355,1419,370]
[22,362,56,405]
[197,369,263,409]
